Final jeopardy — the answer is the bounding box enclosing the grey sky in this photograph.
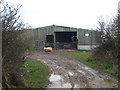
[7,0,119,29]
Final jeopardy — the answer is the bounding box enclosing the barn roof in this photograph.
[36,24,90,31]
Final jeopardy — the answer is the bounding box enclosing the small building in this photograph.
[33,25,97,50]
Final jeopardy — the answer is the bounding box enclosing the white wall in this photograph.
[77,45,96,50]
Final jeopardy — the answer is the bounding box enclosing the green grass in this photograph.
[22,58,49,88]
[64,51,119,78]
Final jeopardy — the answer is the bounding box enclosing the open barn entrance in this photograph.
[45,35,54,48]
[55,32,77,49]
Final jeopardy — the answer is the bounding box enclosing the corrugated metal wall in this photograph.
[22,25,98,50]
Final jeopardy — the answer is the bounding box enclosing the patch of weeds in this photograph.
[21,58,49,88]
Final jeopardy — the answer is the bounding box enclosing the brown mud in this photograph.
[28,50,118,88]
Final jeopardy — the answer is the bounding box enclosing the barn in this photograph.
[32,25,97,50]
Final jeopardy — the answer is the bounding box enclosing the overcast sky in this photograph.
[7,0,119,29]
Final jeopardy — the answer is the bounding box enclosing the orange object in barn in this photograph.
[82,51,87,53]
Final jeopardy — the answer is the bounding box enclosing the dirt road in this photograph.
[28,50,118,88]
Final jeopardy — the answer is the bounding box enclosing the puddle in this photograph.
[61,83,72,88]
[48,74,62,88]
[55,66,59,69]
[68,71,74,76]
[84,67,89,70]
[48,74,72,88]
[83,67,96,76]
[78,70,85,75]
[74,84,81,88]
[48,73,81,88]
[88,69,96,76]
[49,74,61,82]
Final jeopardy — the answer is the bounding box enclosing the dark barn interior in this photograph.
[55,32,77,49]
[46,35,54,48]
[55,32,77,42]
[46,35,54,43]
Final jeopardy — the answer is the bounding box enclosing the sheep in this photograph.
[44,47,52,52]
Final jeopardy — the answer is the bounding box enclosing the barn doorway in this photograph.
[45,35,54,48]
[55,32,77,49]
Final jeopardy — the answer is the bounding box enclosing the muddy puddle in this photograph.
[68,71,74,76]
[78,70,86,75]
[48,74,81,88]
[48,74,72,88]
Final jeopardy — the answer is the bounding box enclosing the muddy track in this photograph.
[28,50,118,88]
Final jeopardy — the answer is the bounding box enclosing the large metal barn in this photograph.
[32,25,97,50]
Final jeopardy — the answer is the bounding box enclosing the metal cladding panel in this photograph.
[35,26,54,41]
[77,29,97,45]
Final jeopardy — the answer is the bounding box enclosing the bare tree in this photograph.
[1,0,31,88]
[0,0,26,31]
[93,13,119,72]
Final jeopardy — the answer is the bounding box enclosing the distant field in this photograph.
[64,50,119,78]
[22,58,49,88]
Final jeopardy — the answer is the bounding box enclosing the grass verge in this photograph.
[64,51,119,78]
[22,58,49,88]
